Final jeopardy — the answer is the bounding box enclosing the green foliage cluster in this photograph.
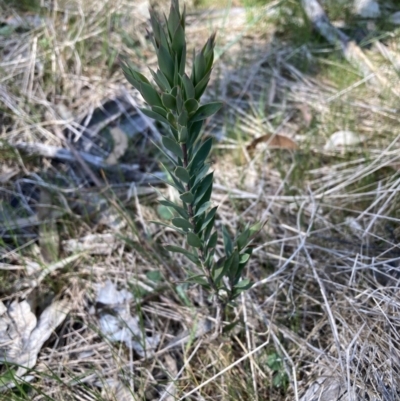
[121,0,260,308]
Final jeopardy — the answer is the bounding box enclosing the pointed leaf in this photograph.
[162,136,183,159]
[172,217,192,231]
[159,199,189,219]
[149,220,186,235]
[193,52,206,86]
[228,250,240,283]
[149,68,169,92]
[194,70,211,100]
[180,191,194,204]
[151,139,178,167]
[174,166,190,183]
[139,82,163,108]
[222,226,233,257]
[189,137,213,173]
[167,112,177,128]
[192,163,210,187]
[178,127,188,143]
[169,169,186,192]
[185,98,199,114]
[140,107,170,126]
[207,231,218,250]
[178,109,188,126]
[194,200,211,217]
[164,245,200,264]
[172,24,185,59]
[200,206,217,232]
[236,228,251,250]
[162,93,177,110]
[186,274,209,286]
[187,232,202,248]
[167,2,181,39]
[193,172,213,205]
[239,252,251,264]
[190,102,222,123]
[181,73,195,99]
[158,45,175,85]
[233,278,253,291]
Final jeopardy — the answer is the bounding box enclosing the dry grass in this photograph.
[1,0,400,400]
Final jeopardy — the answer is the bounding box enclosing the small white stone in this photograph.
[354,0,380,18]
[324,131,365,150]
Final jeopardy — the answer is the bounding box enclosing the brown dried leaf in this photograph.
[247,133,298,153]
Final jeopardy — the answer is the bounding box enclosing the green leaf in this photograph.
[162,93,177,110]
[181,73,195,99]
[180,191,194,204]
[193,52,206,87]
[169,170,186,192]
[152,106,168,118]
[159,199,189,219]
[234,278,253,290]
[151,139,178,167]
[150,12,161,47]
[185,98,199,114]
[249,221,263,235]
[167,1,181,39]
[193,172,213,205]
[149,68,170,92]
[239,252,251,264]
[213,254,231,285]
[162,136,183,159]
[187,120,204,149]
[167,112,177,127]
[156,165,184,192]
[200,206,218,232]
[178,127,188,142]
[222,226,233,257]
[164,245,200,264]
[203,208,215,241]
[227,250,239,283]
[189,137,213,173]
[174,166,190,183]
[158,45,175,85]
[197,180,213,208]
[186,274,209,286]
[194,70,211,100]
[172,217,192,231]
[120,59,150,88]
[207,231,218,250]
[176,86,183,113]
[146,270,163,283]
[177,109,188,126]
[139,82,163,108]
[149,220,186,235]
[190,102,222,123]
[157,204,175,220]
[179,39,186,76]
[187,232,202,248]
[192,163,210,187]
[194,200,211,217]
[172,24,185,59]
[236,228,250,250]
[140,108,170,126]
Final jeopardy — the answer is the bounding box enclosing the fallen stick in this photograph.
[300,0,400,97]
[13,141,139,172]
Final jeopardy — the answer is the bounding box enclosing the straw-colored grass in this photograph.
[1,0,400,400]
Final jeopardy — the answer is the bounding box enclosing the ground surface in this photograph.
[1,0,400,400]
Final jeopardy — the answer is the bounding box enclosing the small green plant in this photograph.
[120,0,260,321]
